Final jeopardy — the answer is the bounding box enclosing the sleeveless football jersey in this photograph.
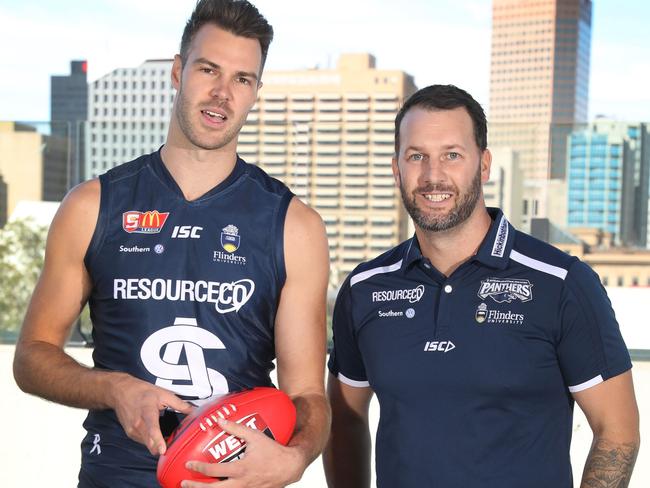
[78,149,293,487]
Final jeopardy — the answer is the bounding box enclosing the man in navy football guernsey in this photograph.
[324,85,640,487]
[14,1,330,487]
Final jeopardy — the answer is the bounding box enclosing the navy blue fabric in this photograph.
[328,208,632,488]
[79,149,293,486]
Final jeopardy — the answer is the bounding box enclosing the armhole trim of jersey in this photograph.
[568,374,603,393]
[83,176,110,272]
[338,372,370,388]
[273,190,294,288]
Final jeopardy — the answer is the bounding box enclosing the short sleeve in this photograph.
[557,261,632,392]
[327,278,370,387]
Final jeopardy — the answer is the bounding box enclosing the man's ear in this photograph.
[480,148,492,183]
[392,155,401,189]
[171,54,183,91]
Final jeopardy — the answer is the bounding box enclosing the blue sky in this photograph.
[1,0,648,121]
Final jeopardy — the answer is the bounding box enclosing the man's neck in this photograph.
[160,140,238,202]
[415,206,492,277]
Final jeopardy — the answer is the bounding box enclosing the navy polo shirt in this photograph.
[328,208,631,488]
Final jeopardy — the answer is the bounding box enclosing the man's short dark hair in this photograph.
[394,84,487,154]
[180,0,274,72]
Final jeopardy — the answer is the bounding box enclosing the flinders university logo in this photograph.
[477,278,533,303]
[221,225,241,253]
[215,225,246,265]
[475,303,488,324]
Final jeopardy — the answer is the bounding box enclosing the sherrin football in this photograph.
[157,387,296,488]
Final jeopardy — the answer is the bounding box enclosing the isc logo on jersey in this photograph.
[423,341,456,353]
[123,210,170,234]
[172,225,203,239]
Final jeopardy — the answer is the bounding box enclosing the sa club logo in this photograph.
[221,225,240,253]
[123,210,170,234]
[140,317,229,405]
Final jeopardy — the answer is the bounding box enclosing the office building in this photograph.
[0,122,44,222]
[567,120,649,246]
[239,53,417,282]
[551,226,650,287]
[86,59,175,178]
[48,60,88,198]
[490,0,592,228]
[484,147,524,227]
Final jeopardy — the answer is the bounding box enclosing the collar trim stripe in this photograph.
[490,215,509,258]
[350,260,403,287]
[338,373,370,388]
[510,250,568,280]
[568,374,603,393]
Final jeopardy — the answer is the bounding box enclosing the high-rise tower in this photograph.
[49,60,88,197]
[490,0,592,228]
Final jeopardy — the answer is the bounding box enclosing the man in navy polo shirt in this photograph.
[323,84,640,487]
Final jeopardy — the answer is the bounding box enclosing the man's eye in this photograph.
[200,68,214,74]
[447,152,460,160]
[408,153,423,161]
[237,77,251,85]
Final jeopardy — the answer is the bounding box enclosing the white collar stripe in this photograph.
[510,250,568,280]
[350,260,403,286]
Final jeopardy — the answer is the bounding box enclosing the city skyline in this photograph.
[1,0,648,122]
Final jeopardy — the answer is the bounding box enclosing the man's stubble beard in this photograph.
[174,84,247,151]
[400,164,482,233]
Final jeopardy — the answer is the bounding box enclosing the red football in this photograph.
[157,387,296,488]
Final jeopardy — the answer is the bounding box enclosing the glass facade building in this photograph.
[567,121,649,246]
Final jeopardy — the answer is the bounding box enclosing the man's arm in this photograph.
[13,180,192,455]
[323,375,374,488]
[183,197,330,487]
[574,370,640,488]
[274,197,331,475]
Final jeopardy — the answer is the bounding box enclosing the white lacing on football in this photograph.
[198,403,238,431]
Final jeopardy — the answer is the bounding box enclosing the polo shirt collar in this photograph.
[474,208,515,269]
[401,208,515,271]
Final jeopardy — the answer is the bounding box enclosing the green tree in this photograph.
[0,218,47,340]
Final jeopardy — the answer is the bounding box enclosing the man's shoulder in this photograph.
[239,156,292,198]
[101,152,154,183]
[509,228,579,280]
[346,239,411,289]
